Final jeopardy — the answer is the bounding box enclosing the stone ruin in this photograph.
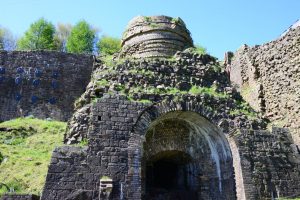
[0,51,93,122]
[225,24,300,147]
[1,16,300,200]
[120,16,193,58]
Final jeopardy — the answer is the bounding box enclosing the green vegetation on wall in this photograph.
[186,45,207,55]
[189,85,228,98]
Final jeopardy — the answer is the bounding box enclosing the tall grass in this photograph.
[0,117,66,196]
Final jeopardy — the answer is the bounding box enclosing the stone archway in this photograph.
[144,150,194,199]
[127,109,237,200]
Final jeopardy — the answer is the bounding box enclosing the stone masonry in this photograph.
[1,16,300,200]
[120,16,193,58]
[226,25,300,145]
[42,95,300,200]
[40,16,300,200]
[0,50,93,121]
[229,128,300,199]
[1,194,39,200]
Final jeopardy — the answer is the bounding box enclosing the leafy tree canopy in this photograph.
[66,20,97,54]
[97,36,121,55]
[0,27,17,51]
[17,18,56,50]
[0,29,4,50]
[54,23,72,52]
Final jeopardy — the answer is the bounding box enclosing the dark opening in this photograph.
[144,151,198,200]
[147,160,181,190]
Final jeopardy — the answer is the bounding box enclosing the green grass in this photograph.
[144,16,151,22]
[0,117,66,196]
[128,69,155,77]
[193,45,207,55]
[229,108,256,119]
[100,54,114,66]
[100,54,128,67]
[189,85,229,98]
[168,87,187,95]
[212,65,222,73]
[171,17,180,24]
[184,45,207,55]
[229,100,257,119]
[96,79,109,87]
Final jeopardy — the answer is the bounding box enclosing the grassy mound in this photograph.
[0,117,66,196]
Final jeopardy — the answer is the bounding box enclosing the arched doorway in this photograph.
[144,150,195,199]
[127,110,236,200]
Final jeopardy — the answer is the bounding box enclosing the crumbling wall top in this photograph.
[120,15,194,58]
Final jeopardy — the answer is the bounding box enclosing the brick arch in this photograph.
[131,100,228,137]
[126,100,239,200]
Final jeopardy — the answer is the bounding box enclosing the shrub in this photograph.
[97,36,121,55]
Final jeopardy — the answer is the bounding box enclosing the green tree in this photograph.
[97,36,121,55]
[0,29,3,50]
[66,20,97,54]
[0,27,17,51]
[54,23,72,52]
[0,29,4,50]
[17,18,56,50]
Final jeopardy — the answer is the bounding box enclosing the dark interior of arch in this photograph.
[145,150,198,200]
[142,111,236,200]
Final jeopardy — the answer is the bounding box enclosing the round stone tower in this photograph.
[120,15,193,58]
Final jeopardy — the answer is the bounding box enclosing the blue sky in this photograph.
[0,0,299,59]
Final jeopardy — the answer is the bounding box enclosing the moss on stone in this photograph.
[184,46,207,55]
[230,101,258,119]
[189,85,229,98]
[143,16,151,23]
[171,17,180,24]
[96,79,109,86]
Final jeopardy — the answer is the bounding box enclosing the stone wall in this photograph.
[42,94,300,200]
[42,95,145,200]
[65,51,267,144]
[36,16,300,200]
[227,26,300,145]
[230,128,300,199]
[0,50,93,122]
[120,15,193,58]
[0,194,39,200]
[128,109,236,200]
